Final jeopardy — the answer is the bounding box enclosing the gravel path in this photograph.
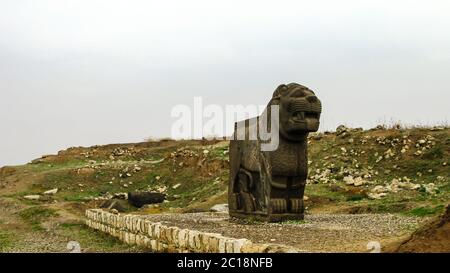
[142,212,427,252]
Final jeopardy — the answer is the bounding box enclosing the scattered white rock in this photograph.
[344,176,355,185]
[353,177,365,187]
[424,183,437,194]
[371,185,386,194]
[384,149,395,159]
[43,188,58,195]
[24,195,41,200]
[344,176,365,186]
[400,182,420,190]
[368,192,387,200]
[172,183,181,189]
[157,186,167,193]
[210,204,229,213]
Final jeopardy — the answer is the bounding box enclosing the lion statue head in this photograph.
[269,83,322,141]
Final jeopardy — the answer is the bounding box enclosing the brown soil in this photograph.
[394,204,450,253]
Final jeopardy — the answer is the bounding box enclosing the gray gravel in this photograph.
[142,212,428,252]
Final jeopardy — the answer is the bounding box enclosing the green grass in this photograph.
[305,184,347,202]
[406,205,445,217]
[0,230,13,252]
[18,206,58,231]
[4,191,45,206]
[209,145,229,160]
[162,175,225,208]
[240,216,265,225]
[423,146,444,160]
[45,167,157,201]
[370,202,411,213]
[58,222,143,252]
[439,182,450,192]
[63,191,103,202]
[21,159,88,173]
[346,194,366,202]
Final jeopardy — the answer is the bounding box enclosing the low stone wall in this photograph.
[85,209,298,253]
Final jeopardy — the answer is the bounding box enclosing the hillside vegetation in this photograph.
[0,125,448,252]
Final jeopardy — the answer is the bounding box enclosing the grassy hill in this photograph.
[0,125,448,252]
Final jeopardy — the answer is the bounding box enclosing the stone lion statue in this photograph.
[228,83,322,222]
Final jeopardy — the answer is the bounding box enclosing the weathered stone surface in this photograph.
[85,209,298,253]
[233,239,249,253]
[229,83,321,222]
[127,191,166,208]
[208,235,220,253]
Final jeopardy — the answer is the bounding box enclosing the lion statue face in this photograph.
[271,83,322,141]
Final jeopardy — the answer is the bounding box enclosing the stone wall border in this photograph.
[85,209,299,253]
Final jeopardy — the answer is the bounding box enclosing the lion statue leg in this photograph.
[268,175,306,221]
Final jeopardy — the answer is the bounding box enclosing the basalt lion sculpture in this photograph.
[228,83,322,222]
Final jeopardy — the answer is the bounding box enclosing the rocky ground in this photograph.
[0,125,448,252]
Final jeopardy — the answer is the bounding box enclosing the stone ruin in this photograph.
[228,83,322,222]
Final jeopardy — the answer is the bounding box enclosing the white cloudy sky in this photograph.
[1,0,449,166]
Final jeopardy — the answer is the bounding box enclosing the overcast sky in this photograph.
[1,0,449,166]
